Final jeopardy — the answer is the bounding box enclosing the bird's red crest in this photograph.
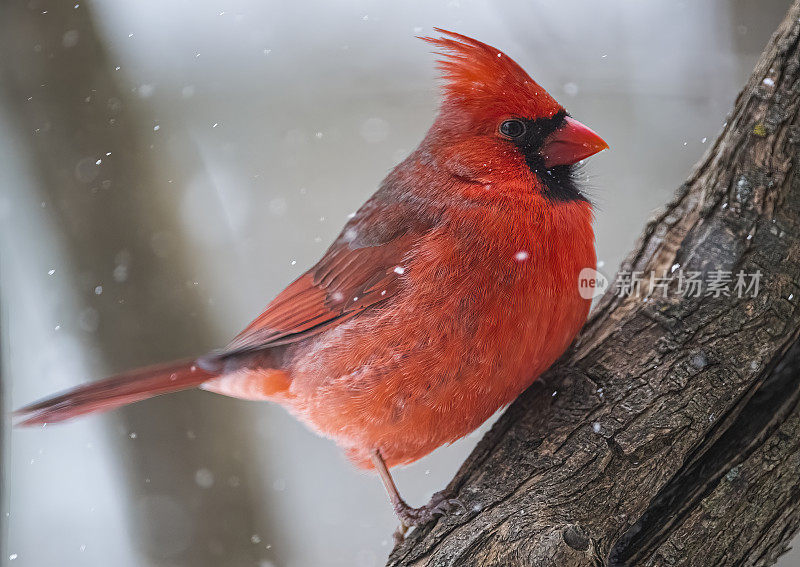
[421,28,562,121]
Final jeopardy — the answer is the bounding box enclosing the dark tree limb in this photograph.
[389,2,800,565]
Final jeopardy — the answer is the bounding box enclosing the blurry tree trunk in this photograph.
[0,2,272,565]
[390,2,800,566]
[0,324,4,560]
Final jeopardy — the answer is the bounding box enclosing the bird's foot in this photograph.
[392,524,410,546]
[391,490,466,543]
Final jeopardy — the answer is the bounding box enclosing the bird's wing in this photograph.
[220,196,438,357]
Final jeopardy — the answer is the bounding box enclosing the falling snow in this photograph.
[563,82,579,96]
[360,117,389,143]
[138,84,155,98]
[195,468,215,489]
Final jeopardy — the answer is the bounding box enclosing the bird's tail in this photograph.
[14,358,218,426]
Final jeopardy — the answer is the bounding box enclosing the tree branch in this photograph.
[389,1,800,565]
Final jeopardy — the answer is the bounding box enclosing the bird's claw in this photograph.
[392,524,410,546]
[432,496,466,516]
[392,490,466,543]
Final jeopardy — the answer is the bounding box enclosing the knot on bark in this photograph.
[562,524,591,552]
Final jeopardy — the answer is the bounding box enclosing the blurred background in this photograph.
[1,0,796,565]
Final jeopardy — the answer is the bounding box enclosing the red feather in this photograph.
[14,359,215,426]
[420,28,562,121]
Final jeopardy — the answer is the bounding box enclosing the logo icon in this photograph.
[578,267,608,300]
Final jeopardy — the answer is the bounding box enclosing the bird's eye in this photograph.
[499,119,526,138]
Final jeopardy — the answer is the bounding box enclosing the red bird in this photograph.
[16,30,607,529]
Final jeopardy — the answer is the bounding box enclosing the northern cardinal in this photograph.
[15,29,607,530]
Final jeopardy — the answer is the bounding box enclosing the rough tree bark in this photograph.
[389,2,800,566]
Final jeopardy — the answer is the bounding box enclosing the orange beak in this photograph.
[540,117,608,168]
